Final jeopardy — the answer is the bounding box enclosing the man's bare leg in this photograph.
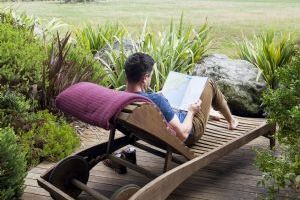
[208,80,239,130]
[217,104,239,130]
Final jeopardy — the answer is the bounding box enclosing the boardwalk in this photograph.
[21,125,298,200]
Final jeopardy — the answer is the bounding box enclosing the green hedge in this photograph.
[0,22,46,94]
[0,127,27,200]
[255,53,300,198]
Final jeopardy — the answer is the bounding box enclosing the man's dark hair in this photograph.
[124,52,155,83]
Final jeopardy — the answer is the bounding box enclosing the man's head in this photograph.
[125,52,155,90]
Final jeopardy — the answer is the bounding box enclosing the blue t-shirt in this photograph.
[138,92,187,123]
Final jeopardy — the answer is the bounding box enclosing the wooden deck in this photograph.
[21,125,298,200]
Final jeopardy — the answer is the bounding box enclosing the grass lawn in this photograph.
[1,0,300,56]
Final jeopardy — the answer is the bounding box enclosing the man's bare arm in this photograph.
[168,100,201,142]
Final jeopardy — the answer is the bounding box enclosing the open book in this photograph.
[161,71,208,111]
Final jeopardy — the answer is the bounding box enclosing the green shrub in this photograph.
[0,22,46,94]
[0,90,34,130]
[0,127,27,200]
[0,90,80,168]
[255,53,300,198]
[237,32,296,89]
[21,110,80,167]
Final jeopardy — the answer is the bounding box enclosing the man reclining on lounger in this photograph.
[124,52,238,146]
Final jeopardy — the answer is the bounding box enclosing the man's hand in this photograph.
[188,100,201,114]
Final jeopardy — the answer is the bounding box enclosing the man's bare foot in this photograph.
[228,118,239,130]
[209,108,221,121]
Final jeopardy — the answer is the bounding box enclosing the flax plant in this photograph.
[96,37,133,89]
[75,23,126,55]
[237,32,296,89]
[97,15,211,91]
[137,15,211,91]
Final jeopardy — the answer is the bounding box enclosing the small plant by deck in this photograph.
[255,53,300,198]
[21,110,80,167]
[0,127,27,200]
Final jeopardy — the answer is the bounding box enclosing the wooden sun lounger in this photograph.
[38,102,276,200]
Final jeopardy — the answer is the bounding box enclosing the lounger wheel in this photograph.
[110,184,141,200]
[49,155,89,199]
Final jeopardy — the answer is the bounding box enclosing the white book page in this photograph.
[179,76,208,111]
[161,71,190,110]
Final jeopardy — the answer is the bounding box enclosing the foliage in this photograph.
[44,32,106,108]
[139,15,211,91]
[237,32,296,89]
[0,90,34,130]
[96,38,133,89]
[0,90,80,168]
[75,23,126,55]
[98,15,211,91]
[255,53,300,198]
[0,8,67,42]
[0,22,46,94]
[21,110,80,167]
[0,127,27,200]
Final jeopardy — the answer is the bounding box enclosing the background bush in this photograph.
[0,22,46,94]
[255,53,300,198]
[237,32,296,89]
[97,16,211,91]
[75,23,126,55]
[0,127,27,200]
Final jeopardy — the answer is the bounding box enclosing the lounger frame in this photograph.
[38,102,276,200]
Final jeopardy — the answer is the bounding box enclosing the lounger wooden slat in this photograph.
[192,143,216,150]
[200,136,227,145]
[130,102,147,106]
[197,140,221,147]
[190,145,212,152]
[207,122,247,133]
[204,131,235,140]
[212,120,256,130]
[122,105,138,112]
[191,150,207,156]
[206,125,243,136]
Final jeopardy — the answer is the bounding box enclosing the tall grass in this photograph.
[237,32,296,89]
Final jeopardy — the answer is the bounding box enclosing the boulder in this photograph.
[94,38,136,61]
[193,54,267,117]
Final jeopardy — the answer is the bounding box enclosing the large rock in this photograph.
[193,54,267,117]
[94,38,135,61]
